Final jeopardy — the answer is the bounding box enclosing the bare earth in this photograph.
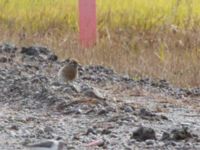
[0,43,200,150]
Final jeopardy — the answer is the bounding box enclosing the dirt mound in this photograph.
[0,43,200,150]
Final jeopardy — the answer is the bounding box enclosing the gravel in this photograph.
[0,43,200,150]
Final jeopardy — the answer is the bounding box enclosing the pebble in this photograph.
[131,126,156,141]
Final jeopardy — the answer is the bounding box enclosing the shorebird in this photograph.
[58,58,79,83]
[25,140,66,150]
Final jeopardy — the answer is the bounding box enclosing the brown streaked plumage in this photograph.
[58,58,79,83]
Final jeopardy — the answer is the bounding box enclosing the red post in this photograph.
[79,0,97,48]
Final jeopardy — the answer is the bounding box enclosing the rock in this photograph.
[62,84,79,93]
[139,108,156,120]
[37,46,50,55]
[120,104,135,113]
[21,47,39,56]
[121,76,134,82]
[170,127,193,141]
[137,78,151,85]
[161,132,170,141]
[63,108,82,115]
[139,108,155,117]
[164,141,177,147]
[0,125,4,131]
[44,126,54,133]
[98,108,108,115]
[21,46,50,56]
[10,125,19,131]
[131,126,156,141]
[160,115,168,120]
[190,88,200,97]
[161,127,197,141]
[0,43,17,53]
[86,128,97,135]
[74,108,82,114]
[139,108,168,120]
[101,129,111,135]
[85,65,114,75]
[145,139,155,145]
[82,86,105,100]
[48,54,58,61]
[0,57,11,63]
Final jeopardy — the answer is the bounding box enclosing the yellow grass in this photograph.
[1,0,200,87]
[1,0,200,31]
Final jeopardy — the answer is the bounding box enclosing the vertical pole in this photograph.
[79,0,97,48]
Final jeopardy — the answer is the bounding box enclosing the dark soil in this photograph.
[0,43,200,150]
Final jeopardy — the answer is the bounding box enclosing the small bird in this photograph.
[58,58,79,83]
[24,140,66,150]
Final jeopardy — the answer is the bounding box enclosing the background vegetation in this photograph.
[1,0,200,87]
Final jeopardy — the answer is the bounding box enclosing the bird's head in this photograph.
[68,58,80,68]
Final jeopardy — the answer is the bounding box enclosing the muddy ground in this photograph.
[0,43,200,150]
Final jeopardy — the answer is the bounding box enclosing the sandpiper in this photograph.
[58,58,79,83]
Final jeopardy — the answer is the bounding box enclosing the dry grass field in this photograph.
[1,0,200,87]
